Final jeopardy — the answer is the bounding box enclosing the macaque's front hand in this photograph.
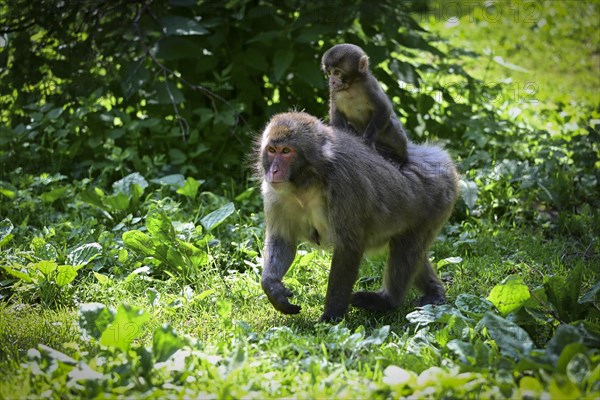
[262,278,301,314]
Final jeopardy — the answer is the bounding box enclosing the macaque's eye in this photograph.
[282,147,292,154]
[268,146,276,153]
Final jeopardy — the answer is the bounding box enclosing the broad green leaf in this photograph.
[38,344,76,365]
[2,265,32,282]
[0,186,16,199]
[35,260,57,275]
[487,275,530,315]
[447,339,475,365]
[455,294,494,316]
[273,49,294,82]
[382,365,415,386]
[100,304,149,351]
[0,218,14,246]
[93,272,111,285]
[78,303,114,340]
[120,61,149,99]
[359,325,390,347]
[200,202,235,232]
[80,188,107,210]
[566,353,591,386]
[165,246,187,270]
[103,192,130,211]
[478,312,533,358]
[544,265,584,322]
[557,342,588,373]
[437,256,463,268]
[41,186,68,203]
[113,172,148,195]
[146,211,176,243]
[160,16,208,36]
[458,179,478,210]
[579,279,600,304]
[31,238,58,260]
[151,174,186,187]
[146,288,160,306]
[547,324,588,363]
[176,177,201,199]
[153,324,189,363]
[123,230,156,257]
[154,81,185,104]
[67,242,102,266]
[406,304,464,326]
[55,265,79,287]
[195,288,215,302]
[169,148,187,165]
[46,107,64,120]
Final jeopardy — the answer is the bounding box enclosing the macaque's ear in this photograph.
[358,55,369,73]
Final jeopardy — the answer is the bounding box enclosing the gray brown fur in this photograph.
[322,43,410,164]
[257,112,459,322]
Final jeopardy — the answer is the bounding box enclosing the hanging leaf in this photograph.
[200,202,236,232]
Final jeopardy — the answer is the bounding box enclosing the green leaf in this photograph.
[55,265,79,287]
[151,174,186,187]
[406,304,466,326]
[123,230,156,258]
[566,353,591,385]
[547,324,588,363]
[455,294,494,316]
[273,49,294,81]
[120,61,150,99]
[200,202,236,232]
[35,260,58,276]
[154,81,185,104]
[544,265,584,322]
[382,365,415,386]
[103,192,130,211]
[446,339,475,365]
[93,272,112,285]
[67,242,102,266]
[153,324,189,362]
[80,188,107,210]
[100,304,149,351]
[487,275,530,315]
[478,312,533,358]
[2,265,32,282]
[458,179,478,210]
[0,218,14,246]
[41,186,68,203]
[579,279,600,304]
[176,177,202,199]
[160,16,208,36]
[78,302,115,340]
[113,172,148,195]
[146,211,176,243]
[38,344,76,365]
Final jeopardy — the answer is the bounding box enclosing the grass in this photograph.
[0,0,599,398]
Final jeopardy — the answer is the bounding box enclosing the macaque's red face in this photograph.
[264,144,297,185]
[324,67,348,92]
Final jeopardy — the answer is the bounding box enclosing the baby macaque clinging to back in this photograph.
[321,43,410,164]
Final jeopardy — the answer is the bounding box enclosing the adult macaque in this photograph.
[322,43,410,164]
[257,111,458,322]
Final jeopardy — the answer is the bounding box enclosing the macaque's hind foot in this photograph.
[318,311,344,324]
[417,294,446,307]
[350,291,397,312]
[262,279,302,315]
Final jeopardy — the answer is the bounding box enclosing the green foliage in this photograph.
[0,0,599,398]
[122,209,210,281]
